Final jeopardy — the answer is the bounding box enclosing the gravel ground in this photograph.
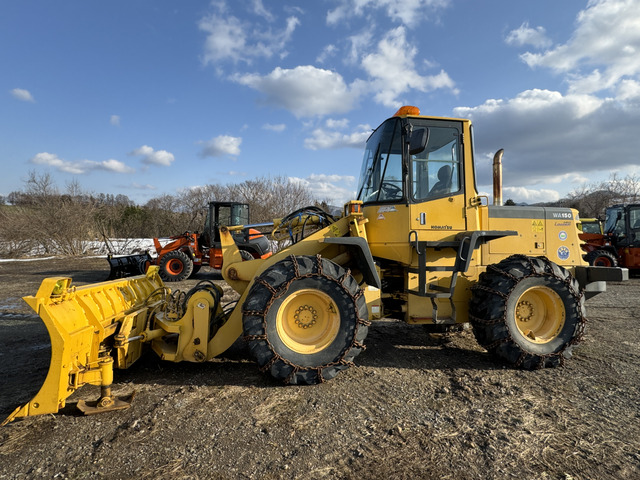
[0,257,639,479]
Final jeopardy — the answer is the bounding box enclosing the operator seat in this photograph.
[430,165,452,196]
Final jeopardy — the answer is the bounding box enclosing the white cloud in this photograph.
[251,0,274,21]
[316,44,337,64]
[519,0,640,94]
[289,173,357,204]
[129,183,156,190]
[304,121,371,150]
[360,26,458,107]
[100,159,134,173]
[453,88,640,193]
[199,5,299,65]
[326,118,350,129]
[451,1,640,204]
[11,88,35,103]
[199,135,242,157]
[327,0,451,28]
[233,29,458,117]
[617,79,640,101]
[502,186,561,204]
[505,22,552,49]
[233,66,357,118]
[262,123,286,132]
[130,145,175,166]
[199,11,246,64]
[346,31,374,65]
[30,152,135,174]
[110,115,120,126]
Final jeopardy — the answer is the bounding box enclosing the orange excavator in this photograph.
[107,201,272,281]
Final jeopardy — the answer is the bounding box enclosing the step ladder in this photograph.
[407,230,517,322]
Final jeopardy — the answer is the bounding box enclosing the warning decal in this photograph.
[531,220,544,233]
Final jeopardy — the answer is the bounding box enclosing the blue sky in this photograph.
[2,0,640,206]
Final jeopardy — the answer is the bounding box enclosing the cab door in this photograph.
[409,121,466,234]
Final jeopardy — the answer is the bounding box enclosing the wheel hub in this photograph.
[276,288,341,354]
[294,305,318,329]
[516,300,534,322]
[514,286,565,344]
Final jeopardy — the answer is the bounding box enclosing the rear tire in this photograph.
[239,249,254,261]
[189,264,201,278]
[469,255,586,369]
[242,255,369,384]
[158,250,193,282]
[585,249,618,267]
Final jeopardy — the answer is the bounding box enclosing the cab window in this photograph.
[411,125,461,201]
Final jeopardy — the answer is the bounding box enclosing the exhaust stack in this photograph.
[493,148,504,206]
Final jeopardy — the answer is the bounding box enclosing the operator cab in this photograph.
[200,202,250,248]
[357,106,463,205]
[605,204,640,247]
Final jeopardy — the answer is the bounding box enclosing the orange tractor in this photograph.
[579,204,640,269]
[107,201,272,281]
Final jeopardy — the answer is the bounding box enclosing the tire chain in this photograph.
[469,254,587,368]
[242,254,370,383]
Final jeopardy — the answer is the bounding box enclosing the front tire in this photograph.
[585,249,618,267]
[158,250,193,282]
[242,255,369,384]
[470,255,586,369]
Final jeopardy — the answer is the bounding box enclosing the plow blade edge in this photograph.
[2,267,165,426]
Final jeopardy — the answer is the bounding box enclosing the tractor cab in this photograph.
[200,202,250,248]
[580,204,640,268]
[603,205,640,244]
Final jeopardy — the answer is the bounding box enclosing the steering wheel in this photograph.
[380,182,402,199]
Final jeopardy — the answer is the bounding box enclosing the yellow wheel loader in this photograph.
[2,106,627,425]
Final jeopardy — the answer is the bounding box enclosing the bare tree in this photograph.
[0,172,99,256]
[227,175,316,223]
[566,173,640,219]
[607,172,640,204]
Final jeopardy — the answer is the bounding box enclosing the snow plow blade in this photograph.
[2,267,165,426]
[106,252,153,280]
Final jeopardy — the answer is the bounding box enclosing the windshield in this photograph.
[604,206,624,234]
[357,116,462,204]
[357,118,403,203]
[581,221,601,234]
[218,204,249,227]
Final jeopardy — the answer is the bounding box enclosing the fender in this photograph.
[322,236,381,289]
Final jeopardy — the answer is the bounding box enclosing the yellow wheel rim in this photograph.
[515,286,565,344]
[276,289,341,354]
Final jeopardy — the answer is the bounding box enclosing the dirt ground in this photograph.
[0,257,638,480]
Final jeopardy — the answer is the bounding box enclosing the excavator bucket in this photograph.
[2,267,166,426]
[106,252,153,280]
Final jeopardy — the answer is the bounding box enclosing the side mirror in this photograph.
[409,128,428,155]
